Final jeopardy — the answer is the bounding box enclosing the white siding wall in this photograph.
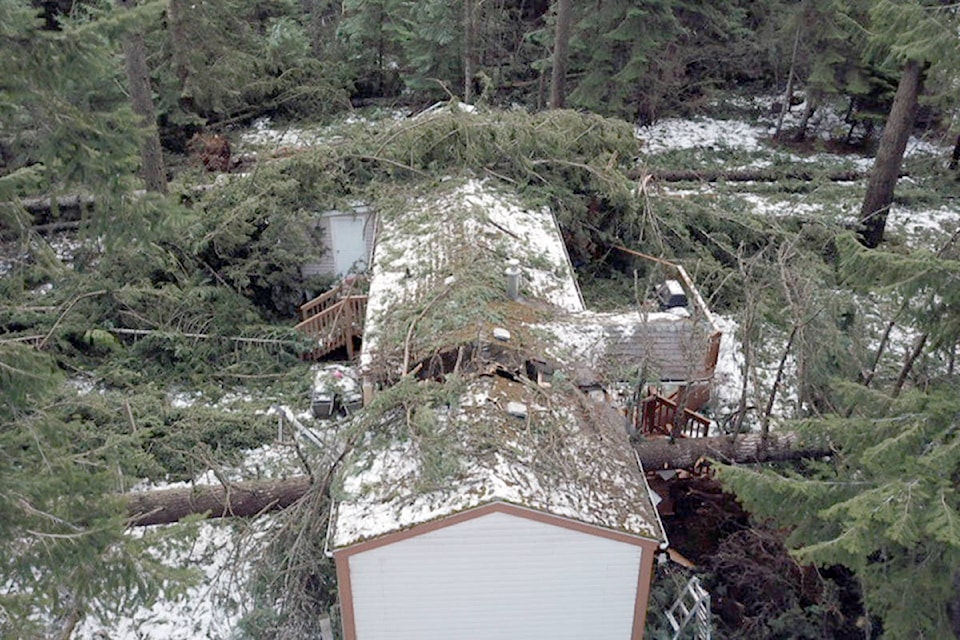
[347,511,642,640]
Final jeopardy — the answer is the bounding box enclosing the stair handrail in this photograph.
[639,393,711,438]
[299,275,369,322]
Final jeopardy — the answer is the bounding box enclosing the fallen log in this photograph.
[125,433,827,526]
[635,432,830,470]
[19,194,95,222]
[127,475,313,526]
[628,167,869,183]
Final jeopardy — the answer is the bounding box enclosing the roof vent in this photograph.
[505,259,521,300]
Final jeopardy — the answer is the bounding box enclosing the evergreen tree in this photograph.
[0,0,142,206]
[564,0,756,122]
[549,0,571,109]
[118,0,167,193]
[720,234,960,637]
[856,0,960,247]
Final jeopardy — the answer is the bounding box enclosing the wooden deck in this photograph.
[295,278,367,360]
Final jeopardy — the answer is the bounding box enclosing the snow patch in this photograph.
[74,518,271,640]
[638,117,769,155]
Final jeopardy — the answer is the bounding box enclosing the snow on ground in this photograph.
[239,118,331,149]
[711,315,745,421]
[736,192,843,220]
[74,518,267,640]
[887,204,960,248]
[638,99,945,171]
[709,315,800,432]
[638,118,770,155]
[76,408,336,639]
[239,110,408,150]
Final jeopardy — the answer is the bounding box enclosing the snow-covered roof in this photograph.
[332,375,662,548]
[334,176,703,549]
[360,178,585,376]
[533,309,719,384]
[332,180,676,548]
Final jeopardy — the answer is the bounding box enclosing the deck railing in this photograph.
[296,279,368,359]
[637,393,712,439]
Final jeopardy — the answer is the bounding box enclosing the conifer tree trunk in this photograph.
[119,0,167,193]
[463,0,477,103]
[774,25,801,140]
[859,59,924,248]
[549,0,571,109]
[127,476,313,526]
[124,433,828,526]
[167,0,194,112]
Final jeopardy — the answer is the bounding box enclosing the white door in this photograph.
[329,215,368,277]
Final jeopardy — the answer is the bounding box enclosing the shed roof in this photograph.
[332,374,662,548]
[534,309,718,384]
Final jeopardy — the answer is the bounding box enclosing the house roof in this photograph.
[333,178,672,549]
[359,178,585,379]
[332,374,663,548]
[533,309,719,385]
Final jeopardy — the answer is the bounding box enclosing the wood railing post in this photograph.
[344,299,354,360]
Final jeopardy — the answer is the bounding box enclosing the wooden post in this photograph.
[344,299,354,360]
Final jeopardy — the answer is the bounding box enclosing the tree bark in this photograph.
[167,0,194,113]
[463,0,477,103]
[127,476,313,526]
[892,332,927,398]
[119,0,167,194]
[626,167,870,182]
[859,59,924,248]
[774,25,801,140]
[549,0,571,109]
[793,92,818,143]
[761,324,798,437]
[635,432,829,470]
[124,433,827,525]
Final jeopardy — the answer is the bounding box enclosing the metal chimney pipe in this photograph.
[505,259,521,300]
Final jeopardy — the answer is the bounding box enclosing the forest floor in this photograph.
[72,97,959,639]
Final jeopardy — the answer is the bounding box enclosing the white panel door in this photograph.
[347,511,642,640]
[329,215,369,276]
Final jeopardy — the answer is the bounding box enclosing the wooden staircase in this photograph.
[295,278,367,360]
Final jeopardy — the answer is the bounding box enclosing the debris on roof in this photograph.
[333,375,662,548]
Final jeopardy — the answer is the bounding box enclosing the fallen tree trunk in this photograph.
[635,432,830,470]
[127,475,313,526]
[125,433,827,526]
[19,194,95,221]
[628,167,870,183]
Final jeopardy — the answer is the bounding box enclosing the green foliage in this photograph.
[566,0,760,121]
[191,172,328,317]
[152,0,351,126]
[0,0,141,202]
[239,486,337,639]
[837,232,960,357]
[719,385,960,637]
[393,0,462,94]
[0,364,200,635]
